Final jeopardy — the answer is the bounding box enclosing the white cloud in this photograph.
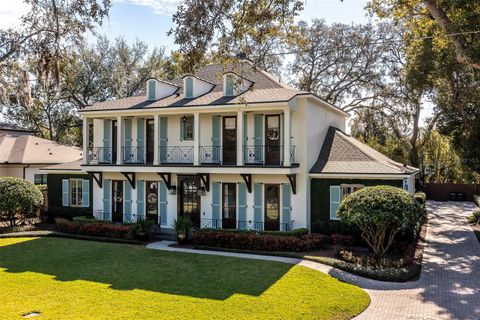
[113,0,181,16]
[0,1,29,29]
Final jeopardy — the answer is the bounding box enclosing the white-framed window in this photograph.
[225,74,234,96]
[341,184,364,200]
[181,115,194,141]
[34,174,47,185]
[185,77,193,98]
[70,179,83,207]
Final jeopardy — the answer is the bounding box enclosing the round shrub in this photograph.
[0,177,44,227]
[337,186,424,257]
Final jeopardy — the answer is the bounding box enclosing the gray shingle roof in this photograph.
[80,62,308,112]
[41,159,83,171]
[0,122,34,132]
[310,127,419,175]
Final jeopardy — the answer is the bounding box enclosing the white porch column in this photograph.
[237,110,244,166]
[193,112,200,165]
[153,114,159,165]
[82,117,89,165]
[284,108,291,167]
[116,115,123,165]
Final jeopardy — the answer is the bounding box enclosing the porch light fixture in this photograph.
[182,115,187,122]
[168,186,177,195]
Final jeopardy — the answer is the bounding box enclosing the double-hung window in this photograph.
[70,179,83,207]
[330,184,364,220]
[62,179,90,208]
[341,184,364,201]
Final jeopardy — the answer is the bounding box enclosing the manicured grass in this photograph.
[0,238,370,320]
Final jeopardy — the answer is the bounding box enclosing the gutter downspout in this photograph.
[23,164,30,179]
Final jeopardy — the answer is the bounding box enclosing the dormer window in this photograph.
[225,75,234,96]
[148,80,156,100]
[185,77,193,98]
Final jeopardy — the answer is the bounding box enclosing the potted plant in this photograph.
[174,216,193,244]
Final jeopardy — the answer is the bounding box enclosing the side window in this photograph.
[182,116,194,141]
[341,184,364,201]
[34,174,47,185]
[70,179,83,207]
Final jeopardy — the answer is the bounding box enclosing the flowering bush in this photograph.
[192,230,330,252]
[55,218,135,240]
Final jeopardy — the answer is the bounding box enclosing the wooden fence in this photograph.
[424,183,480,201]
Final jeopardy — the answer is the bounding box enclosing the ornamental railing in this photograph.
[123,146,147,164]
[90,147,113,164]
[159,146,194,164]
[243,145,296,165]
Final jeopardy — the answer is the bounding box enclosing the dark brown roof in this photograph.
[310,127,419,175]
[80,62,308,112]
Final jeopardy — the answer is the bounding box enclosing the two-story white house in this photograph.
[79,62,418,233]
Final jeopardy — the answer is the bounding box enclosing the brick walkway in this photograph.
[147,201,480,320]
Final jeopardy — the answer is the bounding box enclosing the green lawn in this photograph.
[0,238,369,320]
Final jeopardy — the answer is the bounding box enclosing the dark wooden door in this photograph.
[222,183,236,229]
[146,119,155,164]
[179,176,201,228]
[222,116,237,165]
[265,115,280,165]
[264,184,280,231]
[111,120,118,164]
[112,180,123,223]
[146,181,158,223]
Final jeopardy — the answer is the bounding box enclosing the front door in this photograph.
[223,116,237,165]
[265,115,281,165]
[146,119,155,164]
[146,181,158,224]
[112,180,123,222]
[264,184,280,231]
[222,183,236,229]
[179,176,201,228]
[111,120,118,164]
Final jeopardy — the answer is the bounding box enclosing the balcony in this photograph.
[243,145,296,166]
[123,146,147,164]
[90,147,113,164]
[159,146,194,164]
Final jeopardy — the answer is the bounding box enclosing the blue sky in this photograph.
[97,0,372,53]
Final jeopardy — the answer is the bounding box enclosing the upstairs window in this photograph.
[148,80,156,100]
[185,77,193,98]
[181,115,194,141]
[225,75,234,96]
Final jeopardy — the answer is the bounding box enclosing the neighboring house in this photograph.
[0,122,35,136]
[0,133,83,184]
[78,61,418,232]
[41,160,92,219]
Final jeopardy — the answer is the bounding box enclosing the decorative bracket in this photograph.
[157,172,172,190]
[240,174,252,193]
[197,173,210,192]
[287,174,296,194]
[87,171,102,188]
[121,172,136,189]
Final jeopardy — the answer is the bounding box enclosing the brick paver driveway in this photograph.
[353,201,480,320]
[148,202,480,320]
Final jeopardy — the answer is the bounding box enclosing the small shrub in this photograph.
[0,177,44,227]
[330,234,354,246]
[337,186,425,257]
[467,210,480,224]
[192,230,330,252]
[414,192,426,205]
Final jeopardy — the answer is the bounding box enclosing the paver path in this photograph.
[147,201,480,320]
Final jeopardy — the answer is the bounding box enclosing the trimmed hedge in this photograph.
[56,218,135,240]
[192,230,329,252]
[200,228,308,237]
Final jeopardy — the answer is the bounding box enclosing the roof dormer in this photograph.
[223,73,252,96]
[146,78,179,101]
[182,75,215,99]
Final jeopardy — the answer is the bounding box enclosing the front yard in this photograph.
[0,237,369,320]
